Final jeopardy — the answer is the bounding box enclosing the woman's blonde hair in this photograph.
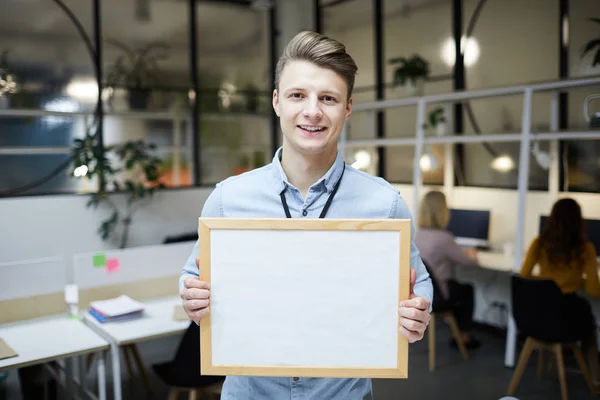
[419,190,449,229]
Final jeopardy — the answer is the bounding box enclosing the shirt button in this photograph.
[302,210,308,216]
[293,377,299,381]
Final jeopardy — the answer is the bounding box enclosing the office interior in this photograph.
[1,0,600,399]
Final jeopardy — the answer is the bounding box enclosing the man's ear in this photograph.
[272,89,280,117]
[345,96,353,121]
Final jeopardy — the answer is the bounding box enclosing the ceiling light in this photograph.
[491,155,515,172]
[73,165,88,178]
[441,36,480,68]
[419,153,438,172]
[419,144,439,172]
[351,150,371,170]
[65,79,98,103]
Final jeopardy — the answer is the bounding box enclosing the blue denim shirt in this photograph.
[180,148,433,400]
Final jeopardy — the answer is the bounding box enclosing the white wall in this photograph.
[0,188,212,264]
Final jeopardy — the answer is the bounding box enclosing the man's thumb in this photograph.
[409,268,416,296]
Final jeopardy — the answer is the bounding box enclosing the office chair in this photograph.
[152,321,224,400]
[507,275,596,400]
[423,261,469,372]
[163,232,198,244]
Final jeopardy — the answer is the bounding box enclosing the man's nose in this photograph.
[303,97,323,119]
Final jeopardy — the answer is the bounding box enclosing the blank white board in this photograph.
[198,218,411,379]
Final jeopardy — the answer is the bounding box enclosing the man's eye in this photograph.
[323,96,336,102]
[291,93,302,99]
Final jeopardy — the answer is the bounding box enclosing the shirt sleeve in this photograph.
[443,234,480,268]
[519,238,540,277]
[583,243,600,298]
[178,183,222,294]
[393,193,434,310]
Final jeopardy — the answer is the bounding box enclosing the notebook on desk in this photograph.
[0,338,18,360]
[89,295,145,323]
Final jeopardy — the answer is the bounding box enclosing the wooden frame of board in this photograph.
[198,218,411,379]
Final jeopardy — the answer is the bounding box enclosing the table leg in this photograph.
[78,355,87,393]
[504,313,517,367]
[110,343,122,400]
[129,344,153,395]
[66,357,75,398]
[97,351,106,400]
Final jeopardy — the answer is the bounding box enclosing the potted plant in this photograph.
[158,154,192,187]
[0,50,18,107]
[582,17,600,67]
[388,54,430,97]
[71,132,165,248]
[423,107,447,136]
[104,39,170,111]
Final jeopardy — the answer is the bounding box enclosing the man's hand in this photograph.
[181,257,210,321]
[398,268,431,343]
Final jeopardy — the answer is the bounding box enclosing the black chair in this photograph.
[423,261,469,372]
[507,275,596,400]
[163,233,198,244]
[153,322,224,400]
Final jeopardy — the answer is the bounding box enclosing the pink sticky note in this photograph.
[106,258,120,273]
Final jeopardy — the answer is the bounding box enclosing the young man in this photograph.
[180,31,433,399]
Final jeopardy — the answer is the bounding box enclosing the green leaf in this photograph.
[86,196,100,209]
[582,39,600,57]
[594,50,600,67]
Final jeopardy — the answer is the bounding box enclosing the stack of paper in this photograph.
[89,295,145,323]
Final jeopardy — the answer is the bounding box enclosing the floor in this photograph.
[0,322,596,400]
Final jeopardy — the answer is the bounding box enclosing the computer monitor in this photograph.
[446,208,491,248]
[539,215,600,254]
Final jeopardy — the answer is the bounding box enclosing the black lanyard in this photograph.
[280,167,345,219]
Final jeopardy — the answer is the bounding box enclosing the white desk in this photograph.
[83,295,191,400]
[0,316,109,400]
[477,251,514,273]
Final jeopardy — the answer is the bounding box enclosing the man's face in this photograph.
[273,60,352,158]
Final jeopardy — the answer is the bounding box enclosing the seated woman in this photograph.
[520,197,600,388]
[415,190,481,349]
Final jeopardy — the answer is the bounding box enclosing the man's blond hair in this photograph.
[418,190,449,230]
[275,31,358,101]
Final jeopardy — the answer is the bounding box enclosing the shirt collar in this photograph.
[271,147,345,195]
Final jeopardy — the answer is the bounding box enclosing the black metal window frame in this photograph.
[1,0,587,196]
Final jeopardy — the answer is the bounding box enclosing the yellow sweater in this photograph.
[519,237,600,297]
